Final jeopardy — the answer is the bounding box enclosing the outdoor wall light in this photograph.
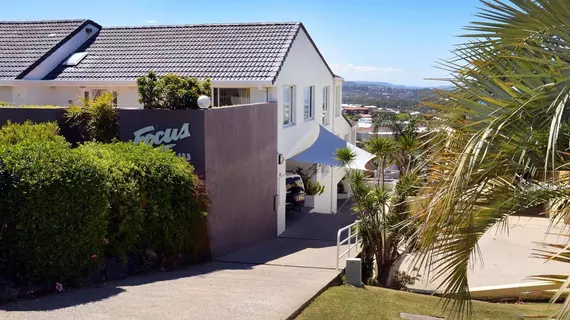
[197,95,211,109]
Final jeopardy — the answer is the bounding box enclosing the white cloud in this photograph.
[147,20,157,23]
[330,63,407,83]
[331,63,402,74]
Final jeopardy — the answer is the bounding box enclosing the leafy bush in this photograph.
[0,140,108,283]
[305,179,325,196]
[65,92,119,143]
[390,269,421,291]
[295,165,326,196]
[0,121,65,145]
[77,142,211,264]
[137,71,211,109]
[0,101,10,106]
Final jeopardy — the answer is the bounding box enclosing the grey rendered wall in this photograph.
[204,103,278,256]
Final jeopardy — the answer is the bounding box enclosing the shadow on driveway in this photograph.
[1,202,356,313]
[0,262,256,312]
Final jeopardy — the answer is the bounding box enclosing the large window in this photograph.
[322,86,330,125]
[213,88,250,107]
[283,85,295,126]
[304,86,315,120]
[85,89,118,106]
[335,85,341,117]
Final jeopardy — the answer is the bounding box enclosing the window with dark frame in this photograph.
[335,85,341,116]
[322,86,329,125]
[304,86,314,120]
[89,89,118,107]
[213,88,250,107]
[283,85,295,126]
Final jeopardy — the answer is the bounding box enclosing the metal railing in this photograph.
[336,220,361,271]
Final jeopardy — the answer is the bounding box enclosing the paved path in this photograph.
[0,205,358,320]
[402,216,569,291]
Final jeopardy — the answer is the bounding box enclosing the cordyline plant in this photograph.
[413,0,570,319]
[335,127,425,286]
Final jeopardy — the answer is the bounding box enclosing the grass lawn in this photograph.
[296,286,558,320]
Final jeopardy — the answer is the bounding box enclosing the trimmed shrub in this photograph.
[0,122,210,287]
[77,142,210,264]
[78,143,145,259]
[0,121,65,145]
[0,140,108,283]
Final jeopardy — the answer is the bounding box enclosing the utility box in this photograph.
[345,258,362,287]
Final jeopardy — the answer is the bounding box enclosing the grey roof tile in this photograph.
[45,22,301,82]
[0,20,88,79]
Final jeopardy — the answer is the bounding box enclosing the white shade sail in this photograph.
[291,125,375,171]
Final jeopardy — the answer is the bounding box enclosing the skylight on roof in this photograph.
[62,52,88,66]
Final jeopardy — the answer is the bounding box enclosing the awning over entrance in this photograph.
[291,125,375,171]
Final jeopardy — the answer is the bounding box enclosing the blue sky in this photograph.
[3,0,483,87]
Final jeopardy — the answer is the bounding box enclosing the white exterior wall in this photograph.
[250,87,268,103]
[12,87,28,106]
[8,85,142,108]
[7,84,270,109]
[0,87,12,104]
[329,78,356,213]
[274,28,336,233]
[13,86,80,106]
[275,30,334,159]
[116,87,142,109]
[19,86,56,105]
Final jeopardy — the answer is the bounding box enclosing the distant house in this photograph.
[0,19,365,235]
[342,106,369,116]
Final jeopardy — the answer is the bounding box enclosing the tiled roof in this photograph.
[0,20,88,80]
[46,22,302,82]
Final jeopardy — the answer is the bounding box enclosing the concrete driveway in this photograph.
[0,205,358,320]
[402,216,570,291]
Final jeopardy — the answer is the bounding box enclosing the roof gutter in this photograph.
[210,80,273,86]
[0,79,273,87]
[0,80,136,87]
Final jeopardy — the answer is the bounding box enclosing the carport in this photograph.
[283,125,374,216]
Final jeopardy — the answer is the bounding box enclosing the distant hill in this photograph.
[349,81,421,89]
[348,81,449,90]
[342,81,440,111]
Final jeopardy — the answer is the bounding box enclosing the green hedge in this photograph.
[78,142,210,262]
[0,140,108,283]
[0,120,64,145]
[0,122,210,285]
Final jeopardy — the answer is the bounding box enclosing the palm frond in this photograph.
[414,0,570,317]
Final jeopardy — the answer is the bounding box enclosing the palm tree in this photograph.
[415,0,570,318]
[366,137,395,187]
[372,113,397,133]
[335,140,423,286]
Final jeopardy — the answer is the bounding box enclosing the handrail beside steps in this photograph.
[336,220,360,271]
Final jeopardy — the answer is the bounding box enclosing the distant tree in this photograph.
[396,113,410,121]
[137,71,211,110]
